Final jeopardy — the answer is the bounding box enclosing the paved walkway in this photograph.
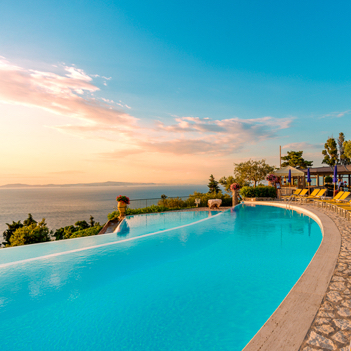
[299,204,351,351]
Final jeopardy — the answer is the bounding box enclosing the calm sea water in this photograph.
[0,185,208,234]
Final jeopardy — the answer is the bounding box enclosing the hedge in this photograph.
[240,186,277,198]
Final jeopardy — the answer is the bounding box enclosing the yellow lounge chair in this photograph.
[282,189,302,201]
[314,191,344,207]
[301,189,326,203]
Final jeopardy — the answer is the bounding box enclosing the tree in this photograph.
[2,220,23,246]
[89,215,95,227]
[344,140,351,160]
[281,151,313,168]
[207,174,220,193]
[338,133,350,165]
[9,218,50,247]
[219,176,249,193]
[23,213,37,227]
[233,159,276,187]
[322,137,339,166]
[75,220,89,230]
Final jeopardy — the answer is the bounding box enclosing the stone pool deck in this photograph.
[298,204,351,351]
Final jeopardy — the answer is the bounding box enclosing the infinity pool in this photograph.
[0,205,322,350]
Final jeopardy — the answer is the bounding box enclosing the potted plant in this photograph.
[230,183,241,206]
[116,195,130,217]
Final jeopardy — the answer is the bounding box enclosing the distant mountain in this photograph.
[0,181,161,188]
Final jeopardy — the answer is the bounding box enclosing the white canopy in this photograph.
[273,166,305,177]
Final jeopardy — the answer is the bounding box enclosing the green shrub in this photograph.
[158,197,187,208]
[240,186,277,198]
[69,225,103,238]
[9,219,50,247]
[107,211,120,220]
[325,176,333,184]
[185,191,232,207]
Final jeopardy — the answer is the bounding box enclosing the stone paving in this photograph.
[299,204,351,351]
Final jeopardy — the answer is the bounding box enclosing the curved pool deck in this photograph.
[241,201,342,351]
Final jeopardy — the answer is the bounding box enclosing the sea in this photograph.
[0,185,209,236]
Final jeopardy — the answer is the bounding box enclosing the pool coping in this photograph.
[242,201,341,351]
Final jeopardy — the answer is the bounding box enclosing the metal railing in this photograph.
[128,196,191,209]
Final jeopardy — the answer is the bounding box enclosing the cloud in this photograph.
[0,56,293,160]
[282,142,322,149]
[319,110,351,119]
[0,57,137,128]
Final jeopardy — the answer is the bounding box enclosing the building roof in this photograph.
[300,165,351,175]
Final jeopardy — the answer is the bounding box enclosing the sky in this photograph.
[0,0,350,185]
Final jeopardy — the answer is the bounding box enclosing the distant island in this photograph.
[0,181,162,188]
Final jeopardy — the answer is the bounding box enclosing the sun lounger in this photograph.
[314,191,344,207]
[282,189,302,202]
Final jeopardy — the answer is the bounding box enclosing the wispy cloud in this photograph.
[282,142,322,149]
[319,110,351,119]
[0,56,293,159]
[0,57,137,129]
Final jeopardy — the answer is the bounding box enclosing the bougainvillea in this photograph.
[266,174,278,183]
[230,183,241,191]
[116,195,130,204]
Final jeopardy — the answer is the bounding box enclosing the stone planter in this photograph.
[117,201,127,217]
[232,189,239,206]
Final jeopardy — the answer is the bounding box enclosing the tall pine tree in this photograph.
[322,137,339,166]
[208,174,220,193]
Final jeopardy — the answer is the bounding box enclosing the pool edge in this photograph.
[242,201,340,351]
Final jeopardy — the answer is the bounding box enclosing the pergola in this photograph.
[273,166,306,188]
[300,165,351,187]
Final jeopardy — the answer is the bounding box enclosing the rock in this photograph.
[334,319,351,330]
[337,307,351,317]
[318,311,335,318]
[344,289,351,295]
[331,330,349,344]
[327,291,343,302]
[333,276,346,282]
[321,301,334,311]
[314,318,331,325]
[342,299,351,308]
[306,331,335,350]
[329,282,346,291]
[314,324,335,335]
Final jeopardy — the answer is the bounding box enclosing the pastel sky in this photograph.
[0,0,350,185]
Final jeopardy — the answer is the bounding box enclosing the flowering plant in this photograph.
[230,183,241,191]
[116,195,130,204]
[266,174,278,183]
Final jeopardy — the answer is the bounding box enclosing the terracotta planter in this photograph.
[117,201,127,217]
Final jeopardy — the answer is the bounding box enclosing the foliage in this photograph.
[89,215,95,227]
[240,186,277,198]
[234,159,276,187]
[2,220,23,246]
[159,197,187,208]
[9,219,50,247]
[116,195,130,204]
[69,225,103,239]
[338,133,350,165]
[281,151,313,168]
[23,213,37,227]
[53,216,102,240]
[324,176,333,183]
[207,174,220,193]
[343,140,351,161]
[107,211,120,220]
[186,191,232,207]
[230,183,241,191]
[322,137,339,166]
[75,220,89,230]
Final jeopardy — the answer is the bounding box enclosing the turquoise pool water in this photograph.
[0,205,322,350]
[0,210,217,265]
